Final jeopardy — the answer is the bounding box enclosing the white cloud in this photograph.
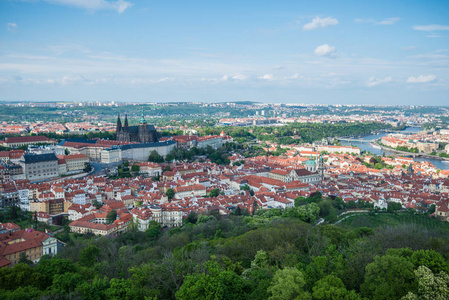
[303,17,338,31]
[377,17,400,25]
[406,75,436,83]
[258,74,273,80]
[314,44,336,57]
[365,76,392,87]
[355,17,400,25]
[232,74,248,81]
[413,25,449,31]
[6,23,17,31]
[43,0,133,13]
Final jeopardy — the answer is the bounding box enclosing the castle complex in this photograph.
[116,112,159,143]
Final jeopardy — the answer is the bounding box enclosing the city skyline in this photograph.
[1,0,449,104]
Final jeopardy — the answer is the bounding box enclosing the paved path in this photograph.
[334,210,370,225]
[313,210,370,227]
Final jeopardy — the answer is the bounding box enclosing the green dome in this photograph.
[139,110,147,123]
[305,158,316,165]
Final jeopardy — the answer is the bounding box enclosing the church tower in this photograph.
[123,114,130,142]
[138,110,150,143]
[318,155,325,182]
[116,114,122,133]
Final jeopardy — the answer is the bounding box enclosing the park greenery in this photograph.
[2,193,449,299]
[396,145,420,154]
[150,145,235,165]
[195,122,392,145]
[362,156,395,170]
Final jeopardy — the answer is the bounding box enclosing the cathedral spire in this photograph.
[124,114,129,130]
[116,114,122,132]
[139,110,146,124]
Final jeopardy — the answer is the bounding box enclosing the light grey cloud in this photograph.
[377,17,400,25]
[258,74,274,80]
[314,44,336,57]
[365,76,392,87]
[43,0,133,13]
[406,75,436,83]
[354,17,400,25]
[413,24,449,31]
[6,23,17,31]
[303,17,338,31]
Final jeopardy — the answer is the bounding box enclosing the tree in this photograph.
[176,261,248,300]
[79,245,101,267]
[10,203,19,220]
[64,148,70,155]
[165,153,174,162]
[106,210,117,224]
[166,188,175,200]
[387,202,402,212]
[105,278,140,300]
[294,196,307,207]
[18,252,33,266]
[209,188,220,197]
[267,267,311,300]
[83,163,92,173]
[241,184,250,191]
[145,221,161,240]
[402,266,449,300]
[361,254,416,300]
[312,275,361,300]
[77,275,110,300]
[148,150,164,163]
[185,211,197,224]
[409,249,449,274]
[92,198,102,209]
[35,259,77,288]
[131,164,140,172]
[297,202,320,223]
[52,272,85,294]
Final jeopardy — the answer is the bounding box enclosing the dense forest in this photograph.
[1,194,449,299]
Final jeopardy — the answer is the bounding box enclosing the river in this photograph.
[339,127,449,170]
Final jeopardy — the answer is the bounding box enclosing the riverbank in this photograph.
[373,140,449,162]
[339,127,449,170]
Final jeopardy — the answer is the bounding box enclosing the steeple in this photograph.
[124,114,129,130]
[139,110,146,124]
[116,114,122,133]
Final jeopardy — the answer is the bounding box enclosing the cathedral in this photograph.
[116,112,160,143]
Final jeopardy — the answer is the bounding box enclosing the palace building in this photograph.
[116,112,159,144]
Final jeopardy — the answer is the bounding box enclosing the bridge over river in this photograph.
[337,138,440,159]
[337,138,374,144]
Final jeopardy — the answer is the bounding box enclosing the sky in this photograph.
[0,0,449,105]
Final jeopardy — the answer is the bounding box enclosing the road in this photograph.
[90,161,121,176]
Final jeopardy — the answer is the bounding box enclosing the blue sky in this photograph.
[1,0,448,105]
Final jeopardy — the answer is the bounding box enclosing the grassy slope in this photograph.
[337,212,449,233]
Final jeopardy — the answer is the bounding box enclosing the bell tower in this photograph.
[138,110,150,143]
